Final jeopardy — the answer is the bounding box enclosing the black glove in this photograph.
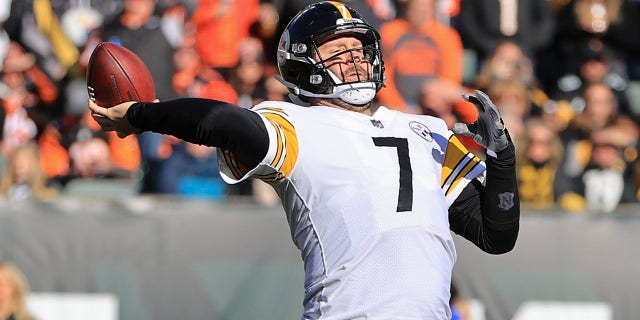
[452,90,510,157]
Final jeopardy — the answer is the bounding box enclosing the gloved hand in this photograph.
[452,90,510,157]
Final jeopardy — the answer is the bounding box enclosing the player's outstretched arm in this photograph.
[448,90,519,254]
[89,98,269,169]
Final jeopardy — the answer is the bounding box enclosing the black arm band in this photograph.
[449,143,520,254]
[127,98,269,168]
[483,142,520,228]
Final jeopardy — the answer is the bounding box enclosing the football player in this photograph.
[89,2,520,319]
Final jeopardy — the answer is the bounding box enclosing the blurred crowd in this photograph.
[1,0,640,213]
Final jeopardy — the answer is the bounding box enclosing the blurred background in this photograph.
[1,0,640,319]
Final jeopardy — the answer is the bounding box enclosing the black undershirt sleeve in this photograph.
[126,98,269,169]
[448,143,520,254]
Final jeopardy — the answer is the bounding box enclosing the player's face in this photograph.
[316,36,372,83]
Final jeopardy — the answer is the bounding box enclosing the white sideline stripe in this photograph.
[512,301,612,320]
[27,293,119,320]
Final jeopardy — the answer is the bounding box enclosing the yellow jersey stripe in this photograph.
[265,117,285,167]
[441,136,466,186]
[255,108,286,168]
[254,107,291,125]
[446,155,482,196]
[441,135,481,194]
[442,154,470,194]
[257,107,287,115]
[261,112,299,177]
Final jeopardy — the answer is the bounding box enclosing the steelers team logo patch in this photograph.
[409,121,433,142]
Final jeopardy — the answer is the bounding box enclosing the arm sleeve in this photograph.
[448,143,520,254]
[127,98,269,169]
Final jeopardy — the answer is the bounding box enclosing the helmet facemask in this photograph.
[312,42,380,105]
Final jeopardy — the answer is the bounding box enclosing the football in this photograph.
[86,42,155,107]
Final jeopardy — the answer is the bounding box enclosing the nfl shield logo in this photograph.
[370,119,384,128]
[497,192,515,211]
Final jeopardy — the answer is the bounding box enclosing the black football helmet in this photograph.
[276,1,385,105]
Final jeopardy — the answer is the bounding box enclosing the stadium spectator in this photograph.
[171,22,238,102]
[474,41,535,92]
[377,0,465,113]
[0,141,57,201]
[475,40,556,113]
[551,41,633,120]
[38,110,141,186]
[474,40,569,135]
[36,123,69,179]
[1,41,59,130]
[2,0,78,85]
[582,127,637,212]
[0,261,34,320]
[456,0,556,62]
[556,82,639,211]
[172,32,200,96]
[158,0,189,48]
[190,0,259,77]
[156,141,224,198]
[553,0,640,79]
[229,37,268,109]
[263,67,288,102]
[485,80,532,146]
[248,2,282,66]
[1,0,78,131]
[1,93,37,158]
[67,135,133,180]
[516,117,564,210]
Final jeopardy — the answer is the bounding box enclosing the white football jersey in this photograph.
[218,101,486,320]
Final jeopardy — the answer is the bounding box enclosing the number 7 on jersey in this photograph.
[372,137,413,212]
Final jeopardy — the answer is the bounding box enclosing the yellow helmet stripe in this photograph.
[328,1,352,19]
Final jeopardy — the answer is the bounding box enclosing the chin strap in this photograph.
[333,82,376,105]
[275,72,377,105]
[326,69,376,105]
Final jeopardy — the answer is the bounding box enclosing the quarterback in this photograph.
[89,2,520,319]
